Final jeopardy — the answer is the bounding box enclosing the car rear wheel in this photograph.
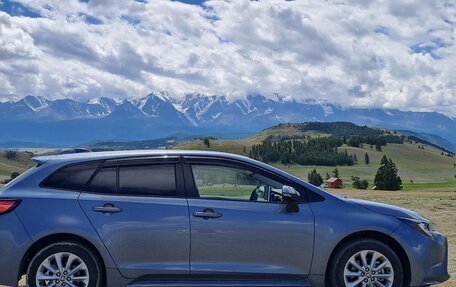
[27,242,102,287]
[328,239,403,287]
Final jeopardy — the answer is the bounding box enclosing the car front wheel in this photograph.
[27,242,102,287]
[328,239,403,287]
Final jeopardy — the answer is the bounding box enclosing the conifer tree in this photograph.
[332,168,340,178]
[308,169,323,186]
[364,153,370,165]
[374,156,402,190]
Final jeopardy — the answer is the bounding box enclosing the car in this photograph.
[0,150,449,287]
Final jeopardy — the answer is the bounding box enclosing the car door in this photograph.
[183,157,315,280]
[78,156,190,279]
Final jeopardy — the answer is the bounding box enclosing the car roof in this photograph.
[33,150,254,165]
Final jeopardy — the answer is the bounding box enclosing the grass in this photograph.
[176,139,456,191]
[0,151,35,184]
[273,144,456,191]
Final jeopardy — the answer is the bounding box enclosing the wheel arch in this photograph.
[325,230,411,287]
[18,233,107,284]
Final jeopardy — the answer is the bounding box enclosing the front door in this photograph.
[79,157,190,279]
[184,159,314,280]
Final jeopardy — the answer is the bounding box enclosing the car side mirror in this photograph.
[282,185,300,198]
[282,185,300,213]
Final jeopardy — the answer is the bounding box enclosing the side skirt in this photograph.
[127,280,310,287]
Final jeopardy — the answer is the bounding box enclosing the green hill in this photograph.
[174,122,456,191]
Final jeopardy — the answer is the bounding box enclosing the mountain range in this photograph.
[0,92,455,151]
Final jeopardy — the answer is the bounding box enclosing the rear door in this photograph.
[79,156,190,279]
[184,157,315,280]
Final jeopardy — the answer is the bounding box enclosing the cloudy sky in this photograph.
[0,0,455,116]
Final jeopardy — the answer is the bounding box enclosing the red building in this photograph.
[327,177,343,188]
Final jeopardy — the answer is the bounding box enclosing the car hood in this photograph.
[347,198,428,221]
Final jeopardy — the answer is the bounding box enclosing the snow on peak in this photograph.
[146,91,171,102]
[88,97,102,105]
[321,105,334,117]
[24,95,49,111]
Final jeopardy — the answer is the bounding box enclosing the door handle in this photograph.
[193,208,222,219]
[93,203,122,214]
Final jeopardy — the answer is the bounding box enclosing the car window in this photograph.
[41,161,101,191]
[86,167,117,194]
[119,164,176,196]
[191,164,285,202]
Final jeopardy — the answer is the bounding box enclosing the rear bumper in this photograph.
[392,223,450,286]
[0,211,31,286]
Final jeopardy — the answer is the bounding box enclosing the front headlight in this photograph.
[398,217,434,238]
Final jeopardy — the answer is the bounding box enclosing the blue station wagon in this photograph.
[0,150,449,287]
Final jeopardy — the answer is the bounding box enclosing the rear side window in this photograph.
[86,167,116,194]
[85,164,177,197]
[119,164,176,196]
[41,161,101,191]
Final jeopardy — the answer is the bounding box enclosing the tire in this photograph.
[27,242,103,287]
[327,239,403,287]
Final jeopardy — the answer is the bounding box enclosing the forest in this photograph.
[249,123,405,166]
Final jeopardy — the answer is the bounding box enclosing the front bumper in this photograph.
[392,223,450,286]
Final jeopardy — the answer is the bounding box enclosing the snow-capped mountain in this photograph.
[0,93,455,148]
[87,97,118,114]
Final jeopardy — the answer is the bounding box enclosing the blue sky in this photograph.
[173,0,206,5]
[0,0,40,17]
[0,0,454,116]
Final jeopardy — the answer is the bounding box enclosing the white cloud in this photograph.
[0,0,454,116]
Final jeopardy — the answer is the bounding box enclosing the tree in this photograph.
[325,172,331,180]
[353,154,358,163]
[364,153,370,165]
[351,176,369,189]
[308,169,323,186]
[374,156,402,190]
[203,137,210,147]
[332,168,340,178]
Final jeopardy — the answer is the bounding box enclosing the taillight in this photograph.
[0,199,20,215]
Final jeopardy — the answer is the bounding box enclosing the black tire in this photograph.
[27,242,103,287]
[327,239,403,287]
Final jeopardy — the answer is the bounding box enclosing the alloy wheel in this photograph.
[35,252,90,287]
[343,250,394,287]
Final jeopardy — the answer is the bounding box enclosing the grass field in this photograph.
[176,138,456,191]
